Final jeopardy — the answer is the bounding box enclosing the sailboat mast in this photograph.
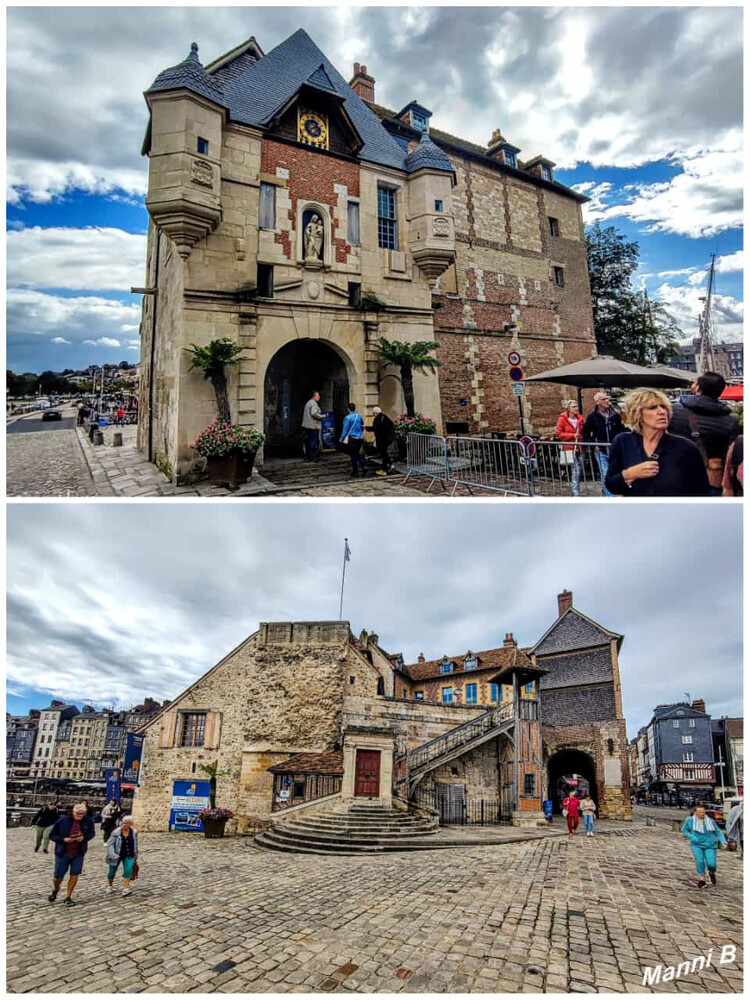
[697,253,716,374]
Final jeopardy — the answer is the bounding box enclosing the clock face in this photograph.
[304,119,322,138]
[298,109,329,149]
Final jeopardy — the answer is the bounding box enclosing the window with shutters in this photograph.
[259,182,276,229]
[180,713,206,747]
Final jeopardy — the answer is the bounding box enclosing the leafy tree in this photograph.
[585,222,682,364]
[186,338,246,423]
[373,337,442,417]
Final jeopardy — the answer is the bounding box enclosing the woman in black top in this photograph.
[605,388,710,497]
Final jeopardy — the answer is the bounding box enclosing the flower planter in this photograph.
[395,436,408,462]
[206,449,257,489]
[202,816,228,839]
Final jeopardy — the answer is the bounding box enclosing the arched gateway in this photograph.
[263,340,351,457]
[546,748,598,813]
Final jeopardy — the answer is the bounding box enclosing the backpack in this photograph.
[685,410,724,488]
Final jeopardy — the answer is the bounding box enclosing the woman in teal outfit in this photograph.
[681,803,727,888]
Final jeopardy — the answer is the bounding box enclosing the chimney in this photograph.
[557,589,573,616]
[349,62,375,103]
[503,632,517,648]
[367,632,379,648]
[418,652,425,663]
[691,699,706,714]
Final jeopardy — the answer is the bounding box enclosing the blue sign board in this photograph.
[105,768,121,804]
[169,780,211,832]
[123,734,144,785]
[321,410,336,450]
[543,800,553,823]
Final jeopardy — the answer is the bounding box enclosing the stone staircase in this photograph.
[254,802,439,855]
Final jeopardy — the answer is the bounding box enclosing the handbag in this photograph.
[562,808,568,818]
[559,450,575,467]
[131,860,139,881]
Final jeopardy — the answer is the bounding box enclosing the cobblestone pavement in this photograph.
[7,411,97,497]
[6,825,743,993]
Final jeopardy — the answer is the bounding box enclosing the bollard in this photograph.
[646,816,656,827]
[113,432,123,447]
[672,819,682,833]
[93,430,104,446]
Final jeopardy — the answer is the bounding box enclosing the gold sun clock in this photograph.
[298,109,329,150]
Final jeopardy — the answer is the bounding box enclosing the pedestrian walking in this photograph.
[725,799,743,856]
[583,392,624,496]
[681,802,727,888]
[668,373,740,495]
[340,403,369,478]
[105,815,139,897]
[48,802,95,906]
[579,792,597,837]
[555,401,584,496]
[605,389,710,496]
[301,391,324,462]
[116,406,125,425]
[562,791,580,835]
[32,801,59,854]
[371,407,395,476]
[722,435,743,497]
[100,798,122,842]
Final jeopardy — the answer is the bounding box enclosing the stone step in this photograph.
[278,821,437,841]
[255,828,439,855]
[289,815,434,830]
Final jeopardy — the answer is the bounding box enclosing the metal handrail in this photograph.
[395,701,515,773]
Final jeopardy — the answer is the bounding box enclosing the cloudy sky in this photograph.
[6,502,742,737]
[6,5,743,372]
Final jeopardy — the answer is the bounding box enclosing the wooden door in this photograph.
[354,749,381,797]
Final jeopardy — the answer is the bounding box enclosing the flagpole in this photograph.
[339,538,349,620]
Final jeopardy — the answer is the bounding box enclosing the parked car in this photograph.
[42,409,63,422]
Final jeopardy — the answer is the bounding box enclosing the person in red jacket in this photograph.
[555,401,584,496]
[562,791,580,835]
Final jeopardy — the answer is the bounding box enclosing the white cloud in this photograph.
[7,226,147,292]
[50,337,71,344]
[7,289,140,357]
[655,282,744,344]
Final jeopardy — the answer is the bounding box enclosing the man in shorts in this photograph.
[48,803,95,907]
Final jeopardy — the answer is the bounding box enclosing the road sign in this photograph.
[509,366,524,382]
[511,382,525,396]
[508,350,522,366]
[519,435,536,458]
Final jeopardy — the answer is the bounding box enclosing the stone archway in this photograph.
[546,748,597,814]
[264,339,351,457]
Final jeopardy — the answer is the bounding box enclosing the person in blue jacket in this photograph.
[48,802,96,906]
[681,802,727,888]
[340,403,368,477]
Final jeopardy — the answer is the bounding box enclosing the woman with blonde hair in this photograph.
[105,815,139,897]
[605,388,710,496]
[554,399,584,496]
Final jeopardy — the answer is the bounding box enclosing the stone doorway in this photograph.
[354,749,381,798]
[547,748,597,813]
[264,339,351,457]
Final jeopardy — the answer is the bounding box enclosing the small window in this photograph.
[541,165,553,182]
[684,769,695,780]
[553,266,564,287]
[523,773,535,796]
[197,137,209,155]
[191,761,196,774]
[442,687,453,703]
[464,655,477,671]
[411,110,427,131]
[682,735,693,744]
[683,752,694,762]
[293,780,305,799]
[689,718,696,727]
[376,677,385,695]
[549,217,559,237]
[415,691,424,701]
[349,676,356,685]
[348,282,362,309]
[524,682,534,693]
[180,713,206,748]
[504,150,517,169]
[673,720,680,728]
[257,263,274,297]
[259,182,276,230]
[377,186,398,250]
[465,683,477,705]
[440,660,453,674]
[347,201,360,245]
[434,199,444,213]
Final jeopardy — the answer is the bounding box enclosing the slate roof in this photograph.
[146,43,226,106]
[404,132,454,175]
[403,644,545,682]
[267,752,344,775]
[653,702,708,721]
[530,608,622,656]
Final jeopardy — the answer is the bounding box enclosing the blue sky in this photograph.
[6,6,743,373]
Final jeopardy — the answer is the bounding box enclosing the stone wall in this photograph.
[543,719,632,820]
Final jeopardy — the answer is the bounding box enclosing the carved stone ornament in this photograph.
[191,158,214,188]
[433,216,451,238]
[307,281,320,300]
[304,214,324,260]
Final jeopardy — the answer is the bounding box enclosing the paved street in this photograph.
[7,410,97,497]
[6,824,742,993]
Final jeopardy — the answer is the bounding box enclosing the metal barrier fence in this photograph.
[404,433,612,497]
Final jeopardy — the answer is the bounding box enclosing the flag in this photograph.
[344,539,351,562]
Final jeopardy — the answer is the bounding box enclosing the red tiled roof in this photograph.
[404,645,544,682]
[267,752,344,775]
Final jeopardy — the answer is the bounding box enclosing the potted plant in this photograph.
[192,419,266,489]
[198,806,235,839]
[393,413,438,460]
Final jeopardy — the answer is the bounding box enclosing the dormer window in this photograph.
[464,655,477,671]
[440,659,453,674]
[394,655,404,670]
[411,110,428,132]
[541,165,553,182]
[504,150,517,169]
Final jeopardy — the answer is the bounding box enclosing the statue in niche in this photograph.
[304,213,324,261]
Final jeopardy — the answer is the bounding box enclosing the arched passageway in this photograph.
[264,340,351,457]
[547,749,597,813]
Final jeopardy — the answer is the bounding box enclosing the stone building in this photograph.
[30,702,79,779]
[132,590,630,834]
[136,29,594,482]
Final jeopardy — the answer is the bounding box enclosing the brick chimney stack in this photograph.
[503,633,517,648]
[349,62,375,103]
[418,652,425,663]
[691,699,706,714]
[557,589,573,616]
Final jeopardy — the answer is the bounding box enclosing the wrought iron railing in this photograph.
[394,701,515,776]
